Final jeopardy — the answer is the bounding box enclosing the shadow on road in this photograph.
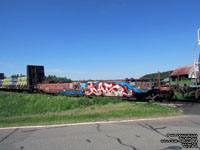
[175,103,200,115]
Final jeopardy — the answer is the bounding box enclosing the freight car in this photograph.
[0,65,45,92]
[36,80,151,97]
[0,77,28,91]
[36,80,173,100]
[0,65,173,100]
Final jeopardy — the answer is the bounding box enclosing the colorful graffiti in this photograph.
[59,82,80,95]
[16,77,27,88]
[36,81,154,98]
[0,77,27,89]
[80,82,134,97]
[55,81,154,98]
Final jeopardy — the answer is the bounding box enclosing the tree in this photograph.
[11,74,26,78]
[45,75,72,83]
[141,71,173,80]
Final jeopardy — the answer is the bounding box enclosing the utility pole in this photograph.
[193,28,200,84]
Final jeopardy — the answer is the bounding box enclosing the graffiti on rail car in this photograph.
[80,82,134,97]
[56,81,154,98]
[59,82,81,95]
[0,77,27,89]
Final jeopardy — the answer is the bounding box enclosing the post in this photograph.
[158,72,160,89]
[168,71,171,86]
[10,90,12,96]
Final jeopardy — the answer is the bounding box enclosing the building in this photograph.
[170,65,198,81]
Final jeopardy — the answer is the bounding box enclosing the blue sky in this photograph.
[0,0,200,80]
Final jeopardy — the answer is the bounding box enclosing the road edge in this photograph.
[0,115,191,130]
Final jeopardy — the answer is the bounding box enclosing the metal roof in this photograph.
[170,65,193,76]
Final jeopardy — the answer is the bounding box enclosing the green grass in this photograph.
[0,91,181,127]
[171,80,195,86]
[0,92,122,117]
[173,92,184,99]
[165,80,197,100]
[173,91,196,100]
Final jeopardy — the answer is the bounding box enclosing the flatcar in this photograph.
[36,80,155,98]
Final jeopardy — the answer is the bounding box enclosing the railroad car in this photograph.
[0,77,28,90]
[36,80,155,98]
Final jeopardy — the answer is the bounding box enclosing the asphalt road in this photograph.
[175,102,200,115]
[0,104,200,150]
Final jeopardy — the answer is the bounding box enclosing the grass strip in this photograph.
[0,102,181,127]
[0,91,122,117]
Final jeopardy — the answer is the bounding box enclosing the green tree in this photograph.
[142,71,173,80]
[45,75,72,83]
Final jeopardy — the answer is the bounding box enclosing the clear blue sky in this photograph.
[0,0,200,80]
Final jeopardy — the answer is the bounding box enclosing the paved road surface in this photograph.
[0,104,200,150]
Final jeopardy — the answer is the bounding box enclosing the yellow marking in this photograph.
[21,77,27,88]
[16,77,21,88]
[15,77,27,88]
[20,77,23,88]
[2,78,11,88]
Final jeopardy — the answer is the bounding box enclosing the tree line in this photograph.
[141,70,173,80]
[45,75,72,83]
[8,74,72,83]
[11,74,26,78]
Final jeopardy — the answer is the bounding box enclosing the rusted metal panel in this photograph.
[159,87,171,91]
